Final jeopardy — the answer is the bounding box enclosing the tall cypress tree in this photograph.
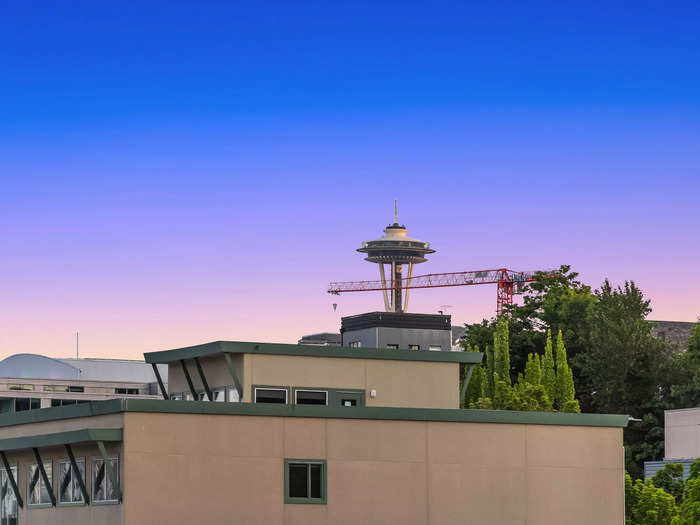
[542,329,556,405]
[524,353,542,386]
[555,330,580,412]
[485,344,495,398]
[493,317,511,385]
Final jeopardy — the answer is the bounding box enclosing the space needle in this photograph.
[356,201,435,312]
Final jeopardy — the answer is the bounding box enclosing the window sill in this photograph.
[284,498,327,505]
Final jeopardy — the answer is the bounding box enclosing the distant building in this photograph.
[341,312,453,351]
[297,333,341,346]
[0,353,168,414]
[650,320,697,348]
[645,407,700,479]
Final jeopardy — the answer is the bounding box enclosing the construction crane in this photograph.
[328,268,553,315]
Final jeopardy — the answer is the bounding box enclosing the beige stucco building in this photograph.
[0,341,627,524]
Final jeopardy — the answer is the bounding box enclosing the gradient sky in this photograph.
[1,2,698,360]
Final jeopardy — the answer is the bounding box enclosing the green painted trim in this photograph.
[252,385,291,404]
[0,398,629,428]
[144,340,483,365]
[284,459,327,504]
[0,429,123,452]
[223,352,243,400]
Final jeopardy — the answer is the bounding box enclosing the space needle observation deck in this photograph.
[357,202,435,312]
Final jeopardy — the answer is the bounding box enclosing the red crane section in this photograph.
[328,268,552,315]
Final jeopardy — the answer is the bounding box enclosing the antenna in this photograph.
[76,331,79,359]
[394,199,398,224]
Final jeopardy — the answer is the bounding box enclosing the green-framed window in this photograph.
[252,385,290,404]
[291,387,365,407]
[284,459,326,504]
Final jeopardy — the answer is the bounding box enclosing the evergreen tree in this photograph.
[493,317,511,385]
[485,344,495,398]
[524,353,542,386]
[464,345,484,407]
[542,330,556,405]
[555,330,580,412]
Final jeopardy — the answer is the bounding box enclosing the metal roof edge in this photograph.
[0,398,627,428]
[0,428,123,452]
[144,340,482,364]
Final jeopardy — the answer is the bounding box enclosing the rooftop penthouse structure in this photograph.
[0,340,627,525]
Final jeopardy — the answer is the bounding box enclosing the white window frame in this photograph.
[92,456,120,504]
[227,387,240,402]
[212,388,226,402]
[27,462,52,507]
[58,457,86,505]
[1,464,18,524]
[254,387,288,404]
[294,390,328,406]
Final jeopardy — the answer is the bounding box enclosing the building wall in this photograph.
[2,441,123,525]
[166,354,459,408]
[0,377,163,413]
[243,354,458,408]
[665,408,700,460]
[122,411,624,525]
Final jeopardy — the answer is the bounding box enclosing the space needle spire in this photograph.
[356,202,435,312]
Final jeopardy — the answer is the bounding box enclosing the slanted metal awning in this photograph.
[0,428,122,507]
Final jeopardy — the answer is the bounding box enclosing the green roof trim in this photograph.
[0,428,122,452]
[143,341,484,364]
[0,399,628,429]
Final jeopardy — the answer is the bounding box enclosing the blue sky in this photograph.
[1,2,698,357]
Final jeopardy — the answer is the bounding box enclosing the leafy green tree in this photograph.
[580,280,675,476]
[626,472,639,524]
[678,460,700,525]
[651,463,685,503]
[626,476,679,525]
